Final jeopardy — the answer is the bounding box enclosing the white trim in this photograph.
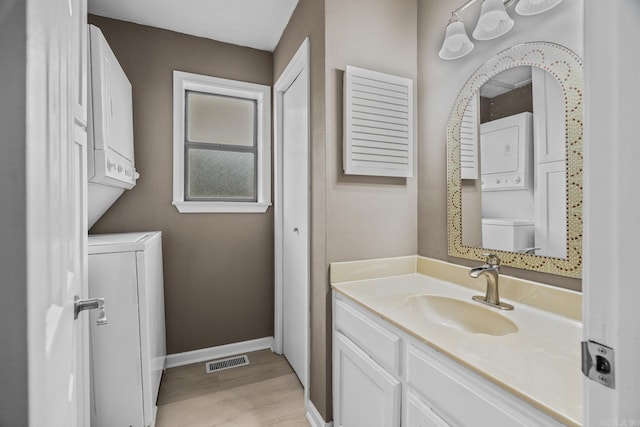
[164,337,274,369]
[583,0,640,421]
[171,201,271,214]
[306,399,334,427]
[172,71,271,214]
[273,37,311,406]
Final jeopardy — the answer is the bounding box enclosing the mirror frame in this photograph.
[447,42,583,278]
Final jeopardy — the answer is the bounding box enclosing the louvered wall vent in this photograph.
[205,354,249,373]
[344,66,414,177]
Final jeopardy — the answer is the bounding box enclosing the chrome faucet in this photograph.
[469,254,513,310]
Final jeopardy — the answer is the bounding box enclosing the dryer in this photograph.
[87,24,139,228]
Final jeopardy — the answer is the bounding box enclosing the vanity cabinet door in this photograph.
[406,392,451,427]
[334,297,401,375]
[333,332,401,427]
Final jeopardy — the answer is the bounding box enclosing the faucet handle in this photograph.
[482,253,500,266]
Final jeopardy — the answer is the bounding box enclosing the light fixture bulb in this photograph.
[472,0,514,41]
[439,20,475,60]
[515,0,563,16]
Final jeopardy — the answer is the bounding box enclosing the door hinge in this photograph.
[582,340,615,389]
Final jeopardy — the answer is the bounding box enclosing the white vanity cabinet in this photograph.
[333,298,402,427]
[332,293,565,427]
[334,333,402,427]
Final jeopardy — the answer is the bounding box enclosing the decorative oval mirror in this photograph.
[447,42,582,278]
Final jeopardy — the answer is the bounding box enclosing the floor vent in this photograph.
[205,354,250,373]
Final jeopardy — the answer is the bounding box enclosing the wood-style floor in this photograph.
[155,349,310,427]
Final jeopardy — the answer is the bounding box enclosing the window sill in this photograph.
[172,201,271,214]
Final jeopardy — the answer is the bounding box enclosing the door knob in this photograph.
[74,296,107,326]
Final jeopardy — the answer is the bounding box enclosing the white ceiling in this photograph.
[87,0,299,52]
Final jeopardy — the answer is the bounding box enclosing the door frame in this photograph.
[274,37,311,397]
[583,0,640,422]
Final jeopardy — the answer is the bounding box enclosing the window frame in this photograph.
[172,70,271,213]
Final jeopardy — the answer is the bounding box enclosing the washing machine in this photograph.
[481,218,535,253]
[88,231,166,427]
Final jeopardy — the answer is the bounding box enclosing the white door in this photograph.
[333,333,402,427]
[282,66,310,387]
[26,0,89,425]
[583,0,640,422]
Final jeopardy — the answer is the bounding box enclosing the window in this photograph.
[173,71,271,213]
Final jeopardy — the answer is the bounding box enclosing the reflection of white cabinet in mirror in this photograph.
[460,93,479,179]
[532,67,567,258]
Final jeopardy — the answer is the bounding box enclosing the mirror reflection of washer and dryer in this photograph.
[462,66,567,258]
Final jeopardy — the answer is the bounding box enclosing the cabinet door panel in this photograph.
[406,392,451,427]
[334,333,401,427]
[335,297,401,375]
[70,0,87,125]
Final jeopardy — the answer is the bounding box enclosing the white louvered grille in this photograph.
[344,66,414,177]
[205,354,249,373]
[460,93,479,179]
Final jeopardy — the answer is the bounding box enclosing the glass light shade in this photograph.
[515,0,563,16]
[472,0,514,40]
[439,21,475,60]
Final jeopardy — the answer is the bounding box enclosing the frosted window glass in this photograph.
[187,148,256,200]
[186,91,255,146]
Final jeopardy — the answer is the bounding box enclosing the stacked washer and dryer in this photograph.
[87,24,166,427]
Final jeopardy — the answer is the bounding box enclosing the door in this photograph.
[282,66,310,387]
[583,0,640,422]
[26,0,89,425]
[333,333,401,427]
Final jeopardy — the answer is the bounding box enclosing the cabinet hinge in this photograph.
[581,340,615,389]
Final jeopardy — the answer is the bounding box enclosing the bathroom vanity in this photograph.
[331,256,582,427]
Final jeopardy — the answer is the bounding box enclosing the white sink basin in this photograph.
[406,294,518,336]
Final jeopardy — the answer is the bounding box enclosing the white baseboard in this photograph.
[165,336,274,369]
[306,399,333,427]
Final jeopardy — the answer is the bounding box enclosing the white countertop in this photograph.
[331,257,582,426]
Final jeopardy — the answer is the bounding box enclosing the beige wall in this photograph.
[273,0,418,419]
[417,0,583,291]
[273,0,329,418]
[325,0,418,264]
[88,15,275,354]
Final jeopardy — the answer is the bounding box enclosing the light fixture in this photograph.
[439,0,564,60]
[515,0,563,16]
[472,0,514,40]
[439,16,475,60]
